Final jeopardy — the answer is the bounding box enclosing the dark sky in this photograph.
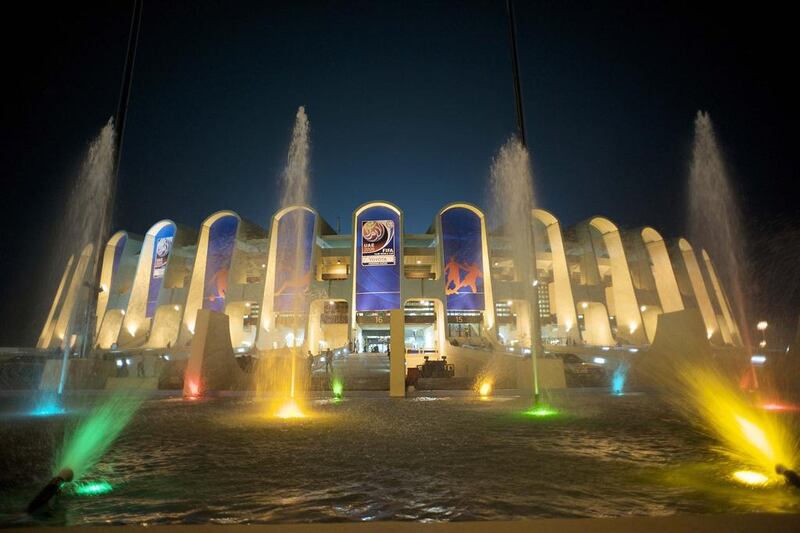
[1,1,796,346]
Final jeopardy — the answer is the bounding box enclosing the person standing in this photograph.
[325,348,333,374]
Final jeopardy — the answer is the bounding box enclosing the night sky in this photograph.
[1,1,796,346]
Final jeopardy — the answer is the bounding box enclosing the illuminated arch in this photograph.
[257,205,319,351]
[640,228,683,313]
[181,211,241,343]
[532,208,579,341]
[95,231,129,335]
[701,249,742,346]
[437,202,496,336]
[119,220,177,347]
[675,238,722,342]
[51,242,95,350]
[350,201,403,333]
[588,217,646,344]
[38,255,75,349]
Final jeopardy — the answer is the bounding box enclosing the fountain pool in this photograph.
[1,389,798,526]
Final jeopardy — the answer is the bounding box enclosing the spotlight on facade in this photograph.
[601,346,610,351]
[751,354,767,365]
[640,305,647,312]
[757,321,768,331]
[628,323,637,334]
[127,323,138,336]
[532,279,539,287]
[707,329,714,339]
[759,340,767,348]
[173,305,180,311]
[115,359,123,368]
[581,302,588,309]
[593,357,606,365]
[628,348,639,353]
[479,381,492,397]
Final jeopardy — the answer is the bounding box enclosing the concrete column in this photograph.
[389,309,406,397]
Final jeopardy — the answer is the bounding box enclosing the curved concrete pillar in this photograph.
[675,239,722,343]
[95,231,129,335]
[38,255,75,349]
[579,301,615,346]
[641,228,683,313]
[532,209,579,341]
[701,249,743,346]
[52,242,95,350]
[257,205,318,351]
[181,211,241,345]
[589,217,646,344]
[122,220,177,348]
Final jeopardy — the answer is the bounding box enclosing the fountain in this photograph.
[689,111,749,346]
[488,136,542,404]
[34,119,116,415]
[612,362,629,395]
[256,107,313,418]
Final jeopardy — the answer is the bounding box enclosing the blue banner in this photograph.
[441,207,485,310]
[273,208,316,312]
[110,234,127,290]
[356,205,401,311]
[203,215,239,313]
[146,224,175,317]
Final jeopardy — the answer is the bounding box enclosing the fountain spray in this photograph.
[490,137,540,405]
[502,0,544,405]
[689,111,748,347]
[257,107,312,419]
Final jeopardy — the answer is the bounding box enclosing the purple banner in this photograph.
[203,215,238,313]
[356,205,401,311]
[146,224,175,317]
[441,207,485,310]
[273,208,316,312]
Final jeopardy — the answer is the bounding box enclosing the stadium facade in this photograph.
[37,201,743,361]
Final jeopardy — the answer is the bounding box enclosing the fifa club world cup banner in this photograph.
[110,234,128,291]
[273,208,316,312]
[441,207,485,310]
[356,205,400,311]
[203,215,239,313]
[145,224,175,318]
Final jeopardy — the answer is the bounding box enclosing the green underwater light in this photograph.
[523,405,558,417]
[331,379,344,399]
[73,480,113,496]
